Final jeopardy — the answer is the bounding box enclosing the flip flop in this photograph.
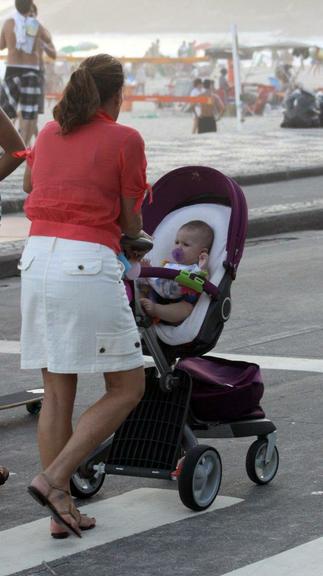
[51,511,96,539]
[0,466,9,486]
[28,473,81,538]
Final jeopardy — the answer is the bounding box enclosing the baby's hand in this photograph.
[199,251,209,270]
[141,258,151,267]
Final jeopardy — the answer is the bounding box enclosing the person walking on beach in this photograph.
[0,0,53,146]
[26,3,56,138]
[0,105,25,487]
[218,68,230,106]
[190,77,203,134]
[197,79,224,134]
[21,53,150,538]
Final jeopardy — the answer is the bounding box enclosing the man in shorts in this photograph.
[0,0,53,145]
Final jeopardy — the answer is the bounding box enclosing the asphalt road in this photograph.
[0,226,322,576]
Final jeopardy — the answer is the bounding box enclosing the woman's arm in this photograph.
[119,195,143,238]
[23,164,32,194]
[0,107,25,181]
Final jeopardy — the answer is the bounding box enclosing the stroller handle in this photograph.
[139,267,220,298]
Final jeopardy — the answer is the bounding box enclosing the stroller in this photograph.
[70,166,279,511]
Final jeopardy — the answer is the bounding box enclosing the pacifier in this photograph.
[172,247,185,263]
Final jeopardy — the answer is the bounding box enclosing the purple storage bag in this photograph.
[177,356,264,422]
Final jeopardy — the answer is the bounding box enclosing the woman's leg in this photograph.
[38,369,77,473]
[30,366,145,532]
[38,369,95,535]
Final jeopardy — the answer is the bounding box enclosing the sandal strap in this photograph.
[39,473,79,522]
[40,472,70,497]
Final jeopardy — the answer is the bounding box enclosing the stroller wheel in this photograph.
[246,439,279,485]
[178,445,222,511]
[70,467,105,499]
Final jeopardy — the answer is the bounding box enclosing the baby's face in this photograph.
[173,228,204,265]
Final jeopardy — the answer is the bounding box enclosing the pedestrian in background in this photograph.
[0,0,53,146]
[190,77,203,134]
[198,78,224,133]
[218,67,230,106]
[26,3,56,138]
[22,54,149,538]
[0,105,25,487]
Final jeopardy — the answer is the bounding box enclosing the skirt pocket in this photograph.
[62,258,102,275]
[96,329,142,357]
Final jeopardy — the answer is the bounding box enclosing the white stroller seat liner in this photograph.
[145,203,231,346]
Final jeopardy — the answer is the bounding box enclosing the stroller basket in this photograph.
[106,368,191,479]
[178,356,264,423]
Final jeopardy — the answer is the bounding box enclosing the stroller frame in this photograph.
[70,167,279,510]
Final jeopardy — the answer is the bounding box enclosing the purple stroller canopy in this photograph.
[142,166,248,277]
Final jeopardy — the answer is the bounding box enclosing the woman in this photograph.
[0,106,25,487]
[22,54,149,538]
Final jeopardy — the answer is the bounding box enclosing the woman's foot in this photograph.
[28,473,81,537]
[0,466,9,486]
[50,510,96,539]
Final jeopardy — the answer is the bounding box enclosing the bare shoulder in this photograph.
[3,18,14,33]
[0,18,15,49]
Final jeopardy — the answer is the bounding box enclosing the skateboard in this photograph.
[0,388,43,415]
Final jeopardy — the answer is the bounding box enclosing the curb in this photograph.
[0,252,21,279]
[232,165,323,186]
[248,207,323,238]
[2,198,25,214]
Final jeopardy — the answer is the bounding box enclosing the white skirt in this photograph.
[20,236,144,373]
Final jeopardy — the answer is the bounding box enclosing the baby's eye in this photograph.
[175,240,179,245]
[183,242,189,247]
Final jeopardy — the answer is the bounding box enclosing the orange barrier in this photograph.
[45,93,215,104]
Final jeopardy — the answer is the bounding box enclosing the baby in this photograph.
[140,220,214,325]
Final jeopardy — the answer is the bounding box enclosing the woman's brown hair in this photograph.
[53,54,124,134]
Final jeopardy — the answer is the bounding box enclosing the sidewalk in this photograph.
[1,113,323,277]
[0,214,27,278]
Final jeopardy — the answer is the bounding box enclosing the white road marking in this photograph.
[222,536,323,576]
[1,340,323,373]
[205,352,323,373]
[0,488,242,576]
[145,353,323,373]
[0,340,20,354]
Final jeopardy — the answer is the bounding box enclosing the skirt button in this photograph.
[78,265,84,271]
[99,347,106,353]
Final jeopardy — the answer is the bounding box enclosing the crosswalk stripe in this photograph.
[222,536,323,576]
[0,488,242,576]
[145,353,323,373]
[1,340,323,373]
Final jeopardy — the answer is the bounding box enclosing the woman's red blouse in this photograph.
[25,112,149,253]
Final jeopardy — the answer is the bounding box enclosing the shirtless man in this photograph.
[0,0,52,145]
